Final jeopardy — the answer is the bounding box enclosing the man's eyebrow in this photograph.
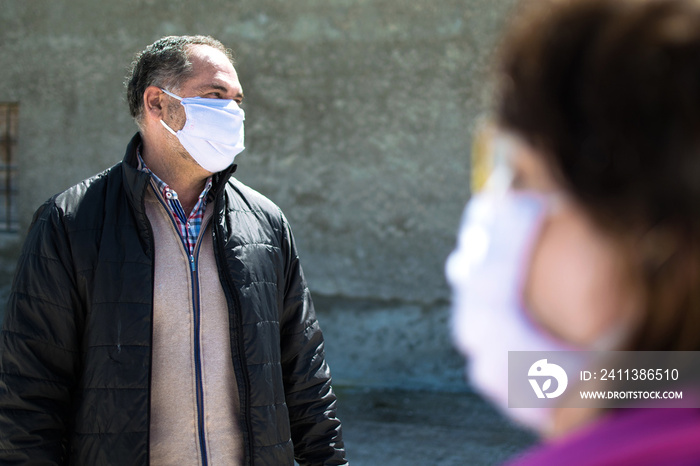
[196,83,244,99]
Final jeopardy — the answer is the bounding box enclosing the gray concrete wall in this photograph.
[0,0,517,390]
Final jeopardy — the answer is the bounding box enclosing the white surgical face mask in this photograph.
[446,190,582,432]
[160,88,245,173]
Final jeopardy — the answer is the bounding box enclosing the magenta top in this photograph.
[505,408,700,466]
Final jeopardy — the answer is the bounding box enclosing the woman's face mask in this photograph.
[446,127,636,433]
[446,190,576,431]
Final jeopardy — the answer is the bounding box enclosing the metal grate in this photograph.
[0,104,19,232]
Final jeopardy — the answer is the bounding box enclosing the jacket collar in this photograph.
[121,132,239,212]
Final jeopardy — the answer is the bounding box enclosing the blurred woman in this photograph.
[447,0,700,464]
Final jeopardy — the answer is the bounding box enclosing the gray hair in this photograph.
[125,35,234,127]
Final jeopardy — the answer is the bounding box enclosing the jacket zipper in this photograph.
[190,229,209,466]
[152,186,210,466]
[211,195,255,465]
[142,177,157,466]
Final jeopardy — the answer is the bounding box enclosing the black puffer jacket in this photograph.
[0,133,345,465]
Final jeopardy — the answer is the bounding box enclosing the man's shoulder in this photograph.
[39,163,125,222]
[226,177,284,219]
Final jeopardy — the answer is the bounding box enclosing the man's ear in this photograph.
[143,86,166,123]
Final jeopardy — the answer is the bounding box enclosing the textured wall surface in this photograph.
[0,0,517,390]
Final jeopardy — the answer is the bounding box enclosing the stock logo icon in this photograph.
[528,358,568,399]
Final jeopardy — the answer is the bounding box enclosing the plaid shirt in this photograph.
[138,152,213,258]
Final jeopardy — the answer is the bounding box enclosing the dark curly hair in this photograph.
[125,35,234,127]
[497,0,700,351]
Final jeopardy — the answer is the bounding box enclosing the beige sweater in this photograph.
[145,185,244,466]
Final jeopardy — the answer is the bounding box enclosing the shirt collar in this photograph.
[136,145,214,202]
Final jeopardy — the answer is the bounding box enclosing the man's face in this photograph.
[161,44,244,160]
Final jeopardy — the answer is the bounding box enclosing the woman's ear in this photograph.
[638,225,680,272]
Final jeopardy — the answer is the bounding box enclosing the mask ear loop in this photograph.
[159,89,183,136]
[160,88,183,101]
[160,119,179,136]
[471,121,517,196]
[485,133,516,195]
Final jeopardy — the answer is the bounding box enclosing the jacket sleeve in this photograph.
[0,201,82,465]
[278,216,347,466]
